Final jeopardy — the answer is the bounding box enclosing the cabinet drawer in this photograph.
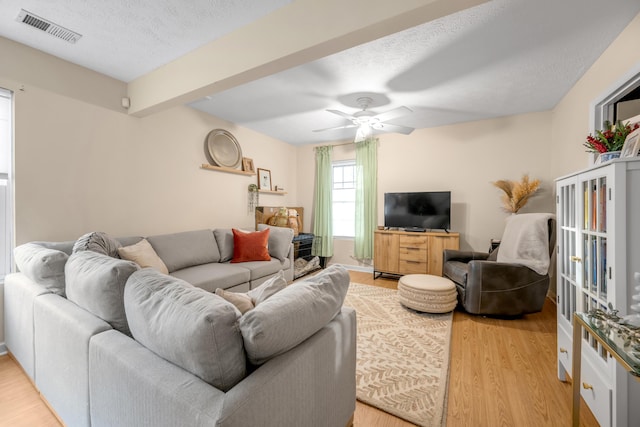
[399,235,427,250]
[399,260,428,274]
[399,247,427,262]
[557,327,572,380]
[580,356,612,427]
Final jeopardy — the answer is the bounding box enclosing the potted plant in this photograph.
[584,120,640,162]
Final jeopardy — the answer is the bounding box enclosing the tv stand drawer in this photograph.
[399,235,428,249]
[399,260,428,274]
[399,247,427,262]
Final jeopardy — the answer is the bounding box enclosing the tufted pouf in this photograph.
[398,274,457,313]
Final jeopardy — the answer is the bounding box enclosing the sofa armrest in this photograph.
[284,243,294,282]
[467,261,546,292]
[218,307,356,427]
[464,261,550,316]
[443,249,490,264]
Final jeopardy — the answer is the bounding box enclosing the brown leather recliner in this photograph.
[442,216,555,316]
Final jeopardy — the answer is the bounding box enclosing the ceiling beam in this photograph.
[126,0,488,117]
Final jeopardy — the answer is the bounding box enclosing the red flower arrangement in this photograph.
[584,120,640,153]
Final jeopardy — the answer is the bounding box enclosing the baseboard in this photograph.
[332,263,373,273]
[0,342,6,356]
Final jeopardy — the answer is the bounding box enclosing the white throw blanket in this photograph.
[497,213,555,275]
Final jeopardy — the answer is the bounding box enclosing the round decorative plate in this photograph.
[206,129,242,168]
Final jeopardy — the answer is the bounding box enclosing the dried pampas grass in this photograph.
[492,174,540,213]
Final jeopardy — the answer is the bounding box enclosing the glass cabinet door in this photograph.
[556,178,579,327]
[578,172,610,359]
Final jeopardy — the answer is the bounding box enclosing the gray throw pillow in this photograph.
[14,243,69,296]
[213,228,234,262]
[239,265,350,365]
[257,224,294,262]
[65,251,139,335]
[124,269,246,391]
[73,231,122,258]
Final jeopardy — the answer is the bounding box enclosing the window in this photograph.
[332,160,356,237]
[0,88,13,280]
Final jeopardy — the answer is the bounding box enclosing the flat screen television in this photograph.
[384,191,451,231]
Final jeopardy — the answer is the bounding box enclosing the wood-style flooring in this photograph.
[0,270,599,427]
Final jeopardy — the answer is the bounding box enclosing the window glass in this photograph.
[332,161,355,237]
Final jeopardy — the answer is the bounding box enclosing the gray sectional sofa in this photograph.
[4,226,357,427]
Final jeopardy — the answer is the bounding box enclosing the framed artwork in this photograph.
[242,157,254,172]
[621,128,640,158]
[257,168,272,190]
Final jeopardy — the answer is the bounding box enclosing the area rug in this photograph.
[344,282,453,427]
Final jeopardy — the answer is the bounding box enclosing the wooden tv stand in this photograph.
[373,229,460,278]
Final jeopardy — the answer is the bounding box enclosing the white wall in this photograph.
[7,82,297,244]
[297,111,556,267]
[551,13,640,179]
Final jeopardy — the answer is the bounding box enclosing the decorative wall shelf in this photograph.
[259,190,287,195]
[200,164,255,176]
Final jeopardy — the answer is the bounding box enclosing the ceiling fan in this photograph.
[314,96,415,142]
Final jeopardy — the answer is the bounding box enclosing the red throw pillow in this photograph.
[231,228,271,263]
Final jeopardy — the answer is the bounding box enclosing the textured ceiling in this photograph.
[1,0,639,145]
[0,0,293,81]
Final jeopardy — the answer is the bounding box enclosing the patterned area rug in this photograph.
[344,282,453,427]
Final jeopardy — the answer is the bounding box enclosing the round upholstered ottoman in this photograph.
[398,274,457,313]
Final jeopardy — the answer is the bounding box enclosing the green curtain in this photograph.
[354,138,377,260]
[312,145,333,257]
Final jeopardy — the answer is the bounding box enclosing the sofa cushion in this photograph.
[14,243,69,296]
[147,229,220,273]
[239,265,349,365]
[215,288,254,314]
[215,270,288,314]
[231,228,270,263]
[65,251,139,336]
[247,269,287,305]
[257,224,294,262]
[117,239,169,274]
[124,269,246,392]
[73,231,122,258]
[237,259,285,281]
[170,263,250,292]
[213,229,234,262]
[116,236,144,248]
[31,240,75,255]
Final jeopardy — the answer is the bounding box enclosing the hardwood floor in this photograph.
[351,271,598,427]
[0,355,61,427]
[0,271,599,427]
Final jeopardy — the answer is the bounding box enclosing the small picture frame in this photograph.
[257,168,272,190]
[242,157,254,172]
[621,128,640,158]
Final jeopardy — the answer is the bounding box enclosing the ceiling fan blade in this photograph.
[374,123,415,135]
[313,124,358,133]
[326,109,356,120]
[372,106,413,123]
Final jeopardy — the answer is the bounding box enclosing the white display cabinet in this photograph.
[555,158,640,427]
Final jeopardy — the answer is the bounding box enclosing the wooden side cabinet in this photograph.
[373,230,459,278]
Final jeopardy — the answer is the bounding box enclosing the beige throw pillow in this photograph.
[215,288,255,314]
[117,239,169,274]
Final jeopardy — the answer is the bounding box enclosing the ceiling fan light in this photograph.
[354,124,372,142]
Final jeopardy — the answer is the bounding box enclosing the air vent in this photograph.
[16,9,82,44]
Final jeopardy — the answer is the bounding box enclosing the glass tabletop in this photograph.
[576,312,640,377]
